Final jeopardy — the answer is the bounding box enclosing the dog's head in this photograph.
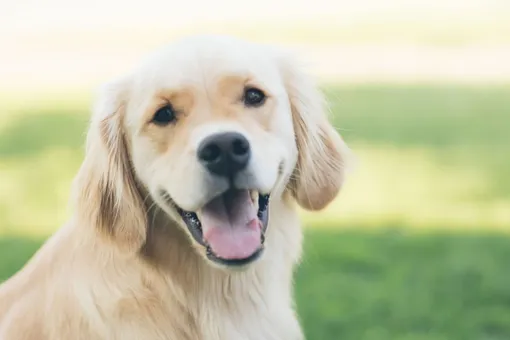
[74,36,349,268]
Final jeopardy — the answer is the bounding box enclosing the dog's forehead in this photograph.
[133,36,282,91]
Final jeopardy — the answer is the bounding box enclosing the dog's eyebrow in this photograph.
[154,88,195,102]
[148,88,195,114]
[217,74,271,98]
[217,75,249,91]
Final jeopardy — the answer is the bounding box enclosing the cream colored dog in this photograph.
[0,35,349,340]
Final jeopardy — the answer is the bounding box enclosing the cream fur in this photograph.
[0,35,349,340]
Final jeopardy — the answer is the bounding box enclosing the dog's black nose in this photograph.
[197,132,251,177]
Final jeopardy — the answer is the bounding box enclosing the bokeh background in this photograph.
[1,0,510,338]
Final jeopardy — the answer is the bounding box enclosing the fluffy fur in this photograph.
[0,35,349,340]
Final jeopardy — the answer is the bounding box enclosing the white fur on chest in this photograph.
[105,264,304,340]
[205,306,303,340]
[109,300,303,340]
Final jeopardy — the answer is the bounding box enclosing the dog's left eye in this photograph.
[243,87,266,107]
[152,104,176,125]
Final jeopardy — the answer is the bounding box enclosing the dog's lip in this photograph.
[162,188,270,265]
[206,245,264,267]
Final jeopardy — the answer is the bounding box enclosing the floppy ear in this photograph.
[280,55,350,211]
[72,77,147,253]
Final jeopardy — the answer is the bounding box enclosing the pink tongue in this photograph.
[198,190,261,260]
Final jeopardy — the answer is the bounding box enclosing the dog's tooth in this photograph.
[250,190,259,203]
[253,196,259,211]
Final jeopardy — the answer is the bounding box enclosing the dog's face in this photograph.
[127,37,297,266]
[74,36,349,269]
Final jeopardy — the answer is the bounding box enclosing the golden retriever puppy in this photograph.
[0,35,349,340]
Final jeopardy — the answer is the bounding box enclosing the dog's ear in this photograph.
[72,76,146,252]
[279,54,351,211]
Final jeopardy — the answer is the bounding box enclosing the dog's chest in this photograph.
[111,302,303,340]
[197,305,303,340]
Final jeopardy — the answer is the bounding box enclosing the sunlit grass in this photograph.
[302,145,510,231]
[299,84,510,230]
[0,149,81,236]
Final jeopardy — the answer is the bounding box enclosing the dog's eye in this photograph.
[152,104,176,125]
[243,87,266,107]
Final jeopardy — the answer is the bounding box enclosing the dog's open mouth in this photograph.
[172,189,270,266]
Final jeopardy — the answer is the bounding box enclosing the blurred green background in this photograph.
[1,1,510,339]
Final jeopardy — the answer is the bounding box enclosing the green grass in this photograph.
[1,84,510,339]
[303,85,510,230]
[296,229,510,340]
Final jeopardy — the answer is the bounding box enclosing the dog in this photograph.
[0,35,349,340]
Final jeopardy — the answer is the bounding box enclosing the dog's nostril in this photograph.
[232,138,249,156]
[200,144,221,163]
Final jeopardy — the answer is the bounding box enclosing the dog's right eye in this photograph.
[152,104,176,125]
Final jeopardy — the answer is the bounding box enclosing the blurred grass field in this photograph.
[1,83,509,339]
